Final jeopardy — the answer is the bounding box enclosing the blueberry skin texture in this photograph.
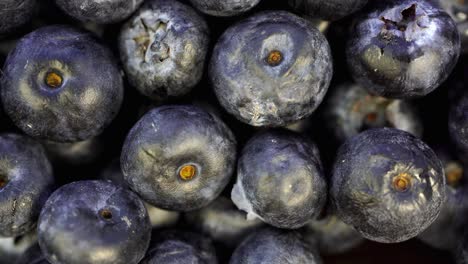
[288,0,368,21]
[230,228,322,264]
[54,0,144,24]
[121,105,237,211]
[119,0,209,101]
[0,0,37,37]
[140,230,218,264]
[38,180,151,264]
[16,244,49,264]
[232,129,326,229]
[347,0,460,98]
[331,128,445,243]
[188,0,261,17]
[1,25,124,143]
[0,134,54,237]
[438,0,468,54]
[210,11,333,127]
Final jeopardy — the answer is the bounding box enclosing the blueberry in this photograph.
[0,231,37,263]
[288,0,368,21]
[0,0,37,37]
[38,180,151,264]
[232,129,326,229]
[16,244,49,264]
[347,0,460,98]
[210,11,332,127]
[1,25,124,143]
[230,227,322,264]
[119,0,209,101]
[140,230,218,264]
[185,196,264,248]
[188,0,261,17]
[450,90,468,159]
[325,82,422,142]
[54,0,144,24]
[0,134,54,237]
[121,105,237,211]
[43,137,102,165]
[331,128,445,243]
[438,0,468,54]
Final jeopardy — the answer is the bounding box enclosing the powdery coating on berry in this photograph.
[288,0,368,21]
[54,0,144,24]
[121,105,237,211]
[331,128,445,243]
[119,0,209,101]
[347,0,461,98]
[0,0,37,36]
[210,11,333,127]
[232,129,327,229]
[189,0,261,17]
[438,0,468,54]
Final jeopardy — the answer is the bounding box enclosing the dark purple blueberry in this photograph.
[232,129,326,229]
[121,105,237,211]
[54,0,144,24]
[438,0,468,54]
[0,231,37,263]
[119,0,209,101]
[331,128,445,243]
[1,25,124,143]
[0,134,54,237]
[347,0,460,98]
[0,0,37,37]
[15,244,49,264]
[210,11,332,127]
[38,180,151,264]
[230,228,322,264]
[288,0,368,21]
[188,0,261,17]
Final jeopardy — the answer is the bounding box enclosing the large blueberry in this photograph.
[119,0,209,101]
[210,11,332,127]
[121,105,237,211]
[0,134,54,237]
[347,0,460,98]
[331,128,445,243]
[438,0,468,54]
[0,0,37,37]
[16,244,49,264]
[232,129,326,229]
[288,0,368,21]
[38,180,151,264]
[54,0,144,24]
[1,25,124,142]
[230,228,322,264]
[188,0,261,17]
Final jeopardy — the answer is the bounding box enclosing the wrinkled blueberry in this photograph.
[121,105,237,211]
[210,11,332,127]
[38,180,151,264]
[438,0,468,54]
[288,0,368,21]
[1,25,124,143]
[0,0,37,37]
[16,244,49,264]
[119,0,209,101]
[331,128,445,243]
[347,0,460,98]
[188,0,261,17]
[55,0,144,24]
[232,129,326,229]
[0,134,54,237]
[0,231,36,263]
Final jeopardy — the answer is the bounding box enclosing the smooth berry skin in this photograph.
[288,0,368,21]
[232,129,327,229]
[438,0,468,54]
[331,128,445,243]
[210,11,332,127]
[347,0,460,98]
[1,25,124,143]
[0,134,54,237]
[119,0,209,101]
[38,180,151,264]
[230,228,322,264]
[188,0,261,17]
[121,105,237,212]
[54,0,144,24]
[0,0,37,37]
[16,244,49,264]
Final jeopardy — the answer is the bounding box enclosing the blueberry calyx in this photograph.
[178,164,197,181]
[392,172,412,193]
[44,71,63,89]
[99,208,113,220]
[379,3,429,42]
[136,18,170,63]
[265,50,283,67]
[445,162,463,188]
[0,175,8,189]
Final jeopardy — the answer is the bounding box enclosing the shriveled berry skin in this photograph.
[54,0,144,24]
[119,0,209,101]
[347,0,460,98]
[16,244,49,264]
[140,230,218,264]
[1,25,123,143]
[0,134,54,237]
[232,129,326,229]
[0,0,37,37]
[438,0,468,54]
[188,0,261,17]
[230,228,322,264]
[38,180,151,264]
[288,0,368,21]
[121,105,237,211]
[331,128,445,243]
[210,11,332,127]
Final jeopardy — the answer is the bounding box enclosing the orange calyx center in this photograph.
[179,164,197,181]
[365,112,378,123]
[45,71,63,88]
[392,173,412,192]
[0,176,8,189]
[99,209,113,220]
[266,50,283,66]
[446,165,463,187]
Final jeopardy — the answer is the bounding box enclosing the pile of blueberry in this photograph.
[0,0,467,263]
